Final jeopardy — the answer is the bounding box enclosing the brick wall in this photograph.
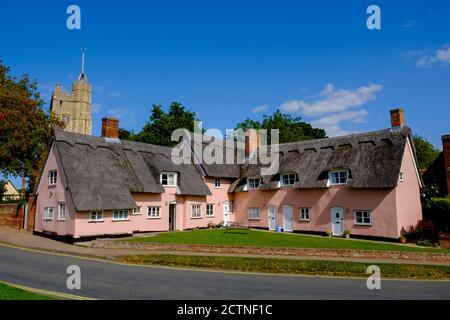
[0,204,24,229]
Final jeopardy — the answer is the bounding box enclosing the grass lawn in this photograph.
[0,282,56,300]
[121,254,450,279]
[124,229,450,254]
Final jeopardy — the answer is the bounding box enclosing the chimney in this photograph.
[245,129,260,158]
[390,108,405,128]
[442,135,450,195]
[101,117,119,139]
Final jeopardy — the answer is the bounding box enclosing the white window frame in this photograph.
[300,208,310,221]
[328,170,348,185]
[247,178,261,190]
[58,202,66,221]
[214,177,222,188]
[281,173,297,187]
[49,170,57,186]
[354,210,372,226]
[133,206,142,215]
[113,210,129,221]
[161,172,177,187]
[191,204,202,219]
[44,207,54,220]
[248,207,260,220]
[147,206,161,219]
[90,211,104,222]
[206,204,214,217]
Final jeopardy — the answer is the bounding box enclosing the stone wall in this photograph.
[91,239,450,263]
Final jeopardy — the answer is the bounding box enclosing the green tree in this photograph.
[134,102,202,147]
[414,135,441,169]
[235,110,327,143]
[0,180,6,201]
[0,61,61,190]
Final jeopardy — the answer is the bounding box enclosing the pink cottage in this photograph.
[34,109,423,242]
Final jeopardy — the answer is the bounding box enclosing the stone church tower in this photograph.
[50,48,92,135]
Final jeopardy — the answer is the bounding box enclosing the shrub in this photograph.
[423,197,450,233]
[417,238,439,248]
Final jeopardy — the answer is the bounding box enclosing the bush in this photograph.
[417,238,439,248]
[423,197,450,233]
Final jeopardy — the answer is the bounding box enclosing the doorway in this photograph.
[169,203,176,231]
[331,207,344,236]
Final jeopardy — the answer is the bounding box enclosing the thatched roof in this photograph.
[52,128,211,212]
[228,127,418,192]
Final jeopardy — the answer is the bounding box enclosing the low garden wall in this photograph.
[91,240,450,263]
[0,204,23,229]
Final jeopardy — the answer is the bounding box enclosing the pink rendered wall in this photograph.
[35,144,77,236]
[395,138,423,236]
[204,177,235,225]
[233,185,400,238]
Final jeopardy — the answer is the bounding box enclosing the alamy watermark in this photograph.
[366,265,381,290]
[67,5,81,30]
[170,121,280,175]
[66,265,81,290]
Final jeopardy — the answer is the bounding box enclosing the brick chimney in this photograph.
[101,117,119,139]
[442,135,450,195]
[390,108,405,128]
[245,129,260,158]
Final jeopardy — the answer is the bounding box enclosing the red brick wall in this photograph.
[0,204,23,229]
[443,135,450,196]
[101,117,119,139]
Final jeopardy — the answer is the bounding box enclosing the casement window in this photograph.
[147,206,161,219]
[214,177,222,188]
[281,173,297,186]
[191,204,202,219]
[247,178,261,189]
[113,210,129,221]
[58,203,66,221]
[300,208,310,221]
[206,204,214,217]
[44,207,54,220]
[354,210,372,226]
[161,172,177,187]
[133,207,141,215]
[328,170,348,185]
[90,211,104,222]
[49,170,57,186]
[399,172,405,182]
[248,207,260,220]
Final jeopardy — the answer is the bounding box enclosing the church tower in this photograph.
[51,47,92,135]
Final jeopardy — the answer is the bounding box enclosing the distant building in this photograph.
[1,181,20,202]
[50,47,92,135]
[423,135,450,196]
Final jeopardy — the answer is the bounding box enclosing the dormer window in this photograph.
[328,170,348,185]
[161,172,177,187]
[247,178,261,189]
[281,173,297,187]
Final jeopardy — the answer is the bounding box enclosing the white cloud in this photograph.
[311,110,368,137]
[252,105,268,113]
[108,91,122,98]
[279,83,383,116]
[415,45,450,67]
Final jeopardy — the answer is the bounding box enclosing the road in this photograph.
[0,244,449,300]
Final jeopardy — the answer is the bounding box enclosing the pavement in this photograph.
[1,244,450,300]
[0,227,449,266]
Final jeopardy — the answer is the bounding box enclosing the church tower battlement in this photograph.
[50,47,92,135]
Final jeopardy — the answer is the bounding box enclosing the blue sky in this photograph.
[1,1,450,186]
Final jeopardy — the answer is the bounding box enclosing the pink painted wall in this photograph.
[395,138,423,235]
[233,186,399,238]
[35,144,77,236]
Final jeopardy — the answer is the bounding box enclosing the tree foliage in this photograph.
[0,61,61,188]
[414,135,441,169]
[133,102,202,147]
[235,110,327,143]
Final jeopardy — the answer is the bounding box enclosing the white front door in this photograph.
[331,207,344,236]
[282,205,293,232]
[268,205,277,231]
[223,201,230,226]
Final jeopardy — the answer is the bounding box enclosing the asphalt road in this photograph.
[0,244,449,300]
